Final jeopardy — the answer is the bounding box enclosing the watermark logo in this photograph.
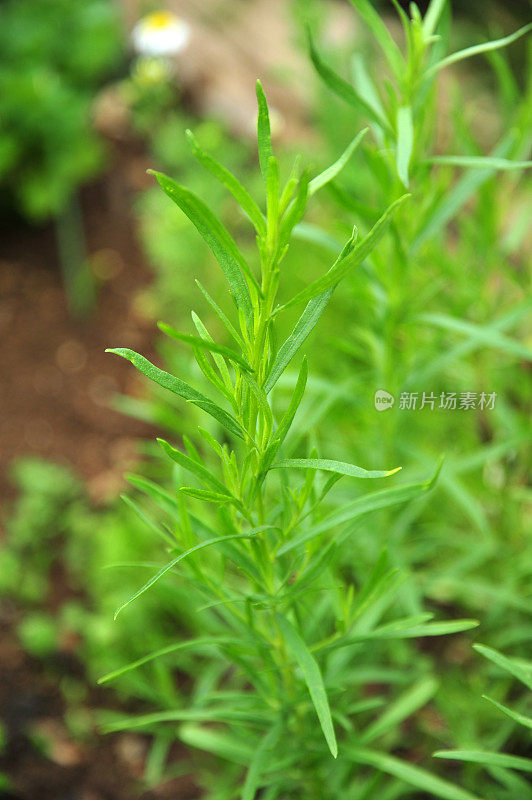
[374,389,395,411]
[373,390,497,411]
[398,391,497,410]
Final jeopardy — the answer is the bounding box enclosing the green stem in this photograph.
[55,192,95,318]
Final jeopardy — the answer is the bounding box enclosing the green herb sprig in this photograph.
[105,80,477,799]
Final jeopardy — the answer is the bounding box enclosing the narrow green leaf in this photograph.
[279,158,300,216]
[179,725,254,765]
[350,55,387,131]
[278,195,409,312]
[157,438,232,496]
[434,750,532,774]
[265,290,332,394]
[114,532,260,619]
[426,155,532,170]
[426,24,532,79]
[241,724,282,800]
[318,617,477,653]
[276,613,337,758]
[182,434,201,462]
[361,677,439,744]
[268,357,308,454]
[293,222,342,253]
[241,371,274,434]
[279,463,441,555]
[407,301,532,385]
[483,696,532,730]
[186,129,266,236]
[259,359,308,476]
[256,80,273,179]
[423,0,448,38]
[474,644,532,691]
[98,637,235,684]
[265,235,357,392]
[415,313,532,361]
[158,321,252,371]
[191,311,234,391]
[105,348,244,440]
[283,541,338,602]
[309,129,368,196]
[266,155,279,230]
[197,427,224,459]
[126,473,179,513]
[271,459,401,479]
[347,0,404,77]
[191,342,238,410]
[484,764,532,798]
[188,513,264,583]
[179,487,238,505]
[371,618,478,640]
[389,0,411,37]
[148,169,255,313]
[308,28,392,132]
[195,280,245,350]
[396,106,414,187]
[279,168,310,245]
[104,561,167,571]
[346,748,483,800]
[120,494,175,547]
[351,549,399,622]
[103,706,272,733]
[412,133,513,252]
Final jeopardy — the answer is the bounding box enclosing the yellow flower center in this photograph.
[145,11,176,30]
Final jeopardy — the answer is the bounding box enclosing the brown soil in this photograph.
[0,615,200,800]
[0,146,199,798]
[0,146,157,506]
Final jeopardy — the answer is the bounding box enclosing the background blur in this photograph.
[0,1,530,799]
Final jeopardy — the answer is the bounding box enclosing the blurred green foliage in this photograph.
[0,453,212,749]
[0,0,123,220]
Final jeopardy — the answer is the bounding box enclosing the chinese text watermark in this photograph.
[374,390,497,411]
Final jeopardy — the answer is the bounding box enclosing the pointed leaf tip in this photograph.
[276,613,338,758]
[387,466,403,476]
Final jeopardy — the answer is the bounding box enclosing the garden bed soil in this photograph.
[0,146,157,506]
[0,147,197,798]
[0,619,200,800]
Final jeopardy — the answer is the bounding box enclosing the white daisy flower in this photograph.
[131,11,190,58]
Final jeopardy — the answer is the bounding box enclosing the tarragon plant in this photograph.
[304,0,532,623]
[104,81,479,799]
[436,645,532,795]
[308,0,531,190]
